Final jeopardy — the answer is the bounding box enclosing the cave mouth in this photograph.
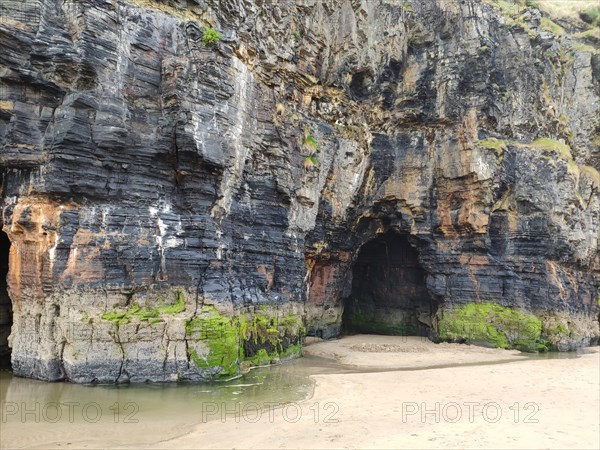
[343,231,434,337]
[0,230,11,369]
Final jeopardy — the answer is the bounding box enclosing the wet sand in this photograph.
[155,336,600,450]
[1,335,599,449]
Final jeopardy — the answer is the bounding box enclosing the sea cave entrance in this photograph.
[343,231,434,336]
[0,230,11,368]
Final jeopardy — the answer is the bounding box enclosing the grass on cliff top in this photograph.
[570,43,598,54]
[576,28,600,44]
[536,1,599,24]
[579,165,600,187]
[488,1,599,44]
[530,138,580,174]
[477,138,508,153]
[540,16,565,35]
[531,138,572,159]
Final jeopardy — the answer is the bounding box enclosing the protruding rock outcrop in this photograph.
[0,0,598,382]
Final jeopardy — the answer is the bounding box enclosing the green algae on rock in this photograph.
[435,302,544,352]
[186,306,241,379]
[185,306,305,380]
[101,289,186,325]
[1,0,598,383]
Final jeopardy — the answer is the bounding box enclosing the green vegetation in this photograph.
[402,1,415,15]
[579,165,600,189]
[493,0,522,17]
[580,5,600,26]
[531,138,572,160]
[544,322,568,337]
[577,28,600,45]
[436,302,544,352]
[304,154,318,169]
[102,296,305,380]
[477,138,507,154]
[529,0,597,23]
[241,311,305,353]
[202,27,221,46]
[240,310,304,366]
[489,0,599,34]
[293,31,301,41]
[489,0,599,44]
[489,0,538,37]
[540,17,565,36]
[102,303,159,324]
[541,318,583,349]
[570,43,597,54]
[303,134,317,150]
[101,290,186,325]
[241,313,279,347]
[279,314,305,331]
[185,306,305,379]
[531,138,579,174]
[302,131,318,169]
[186,306,241,379]
[344,300,418,335]
[478,138,507,164]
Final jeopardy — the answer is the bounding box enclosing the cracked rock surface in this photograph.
[0,0,598,382]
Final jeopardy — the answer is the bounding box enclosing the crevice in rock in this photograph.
[194,261,210,317]
[0,230,12,369]
[112,324,127,383]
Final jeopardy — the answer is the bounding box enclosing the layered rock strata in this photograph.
[0,0,598,381]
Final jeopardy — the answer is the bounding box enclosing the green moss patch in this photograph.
[570,43,597,54]
[540,17,565,36]
[540,317,585,350]
[531,138,580,174]
[579,165,600,187]
[344,299,418,335]
[102,303,159,324]
[240,310,305,362]
[186,306,241,379]
[477,138,508,156]
[436,302,544,352]
[185,306,305,379]
[157,290,186,314]
[101,289,186,325]
[531,138,572,160]
[103,302,307,379]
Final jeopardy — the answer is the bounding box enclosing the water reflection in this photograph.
[0,348,589,448]
[0,357,324,448]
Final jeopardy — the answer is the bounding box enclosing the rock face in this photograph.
[343,231,434,336]
[0,0,598,382]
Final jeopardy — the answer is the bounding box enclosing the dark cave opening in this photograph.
[0,230,12,368]
[343,231,434,336]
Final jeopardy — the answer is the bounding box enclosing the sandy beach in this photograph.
[1,335,598,449]
[154,335,600,450]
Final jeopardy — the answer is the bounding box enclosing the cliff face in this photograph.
[0,0,598,382]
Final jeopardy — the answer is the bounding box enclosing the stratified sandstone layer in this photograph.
[0,0,598,382]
